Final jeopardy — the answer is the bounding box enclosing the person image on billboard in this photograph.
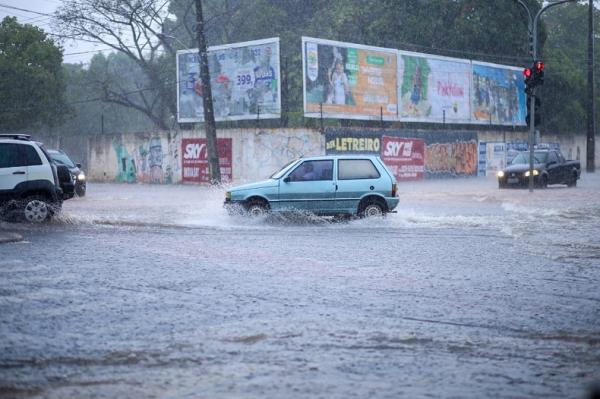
[327,58,350,105]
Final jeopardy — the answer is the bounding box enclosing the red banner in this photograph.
[381,136,425,181]
[181,138,232,183]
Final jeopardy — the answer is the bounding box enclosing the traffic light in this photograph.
[523,60,545,94]
[523,67,534,94]
[526,94,541,126]
[533,60,544,86]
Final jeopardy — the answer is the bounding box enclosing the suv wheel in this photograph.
[23,197,51,223]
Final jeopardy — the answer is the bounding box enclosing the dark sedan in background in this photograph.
[47,149,87,196]
[497,149,580,189]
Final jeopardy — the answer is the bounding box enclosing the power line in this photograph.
[0,3,53,17]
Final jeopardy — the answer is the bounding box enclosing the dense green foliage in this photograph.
[0,17,68,131]
[542,2,599,135]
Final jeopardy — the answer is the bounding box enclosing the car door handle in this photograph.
[12,171,25,175]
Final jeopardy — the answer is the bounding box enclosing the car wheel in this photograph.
[23,197,51,223]
[246,200,269,217]
[567,172,577,187]
[537,175,548,189]
[359,200,385,218]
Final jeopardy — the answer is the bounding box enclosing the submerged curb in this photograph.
[0,232,23,244]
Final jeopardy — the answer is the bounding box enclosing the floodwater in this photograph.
[1,175,599,398]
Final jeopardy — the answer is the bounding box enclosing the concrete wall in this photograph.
[34,128,598,184]
[88,128,325,184]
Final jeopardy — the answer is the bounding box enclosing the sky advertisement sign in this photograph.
[381,136,425,181]
[181,138,232,183]
[398,52,471,124]
[177,38,280,123]
[471,61,526,126]
[302,37,398,121]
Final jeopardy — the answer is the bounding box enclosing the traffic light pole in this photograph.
[516,0,576,192]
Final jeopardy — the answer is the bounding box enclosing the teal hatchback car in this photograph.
[224,155,399,217]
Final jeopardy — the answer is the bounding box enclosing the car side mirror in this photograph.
[76,163,82,168]
[283,176,291,183]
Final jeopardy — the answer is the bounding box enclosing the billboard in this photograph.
[181,138,232,183]
[177,38,280,123]
[303,37,398,121]
[381,136,425,181]
[471,61,526,126]
[398,51,471,124]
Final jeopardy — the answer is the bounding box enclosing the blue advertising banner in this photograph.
[471,61,526,126]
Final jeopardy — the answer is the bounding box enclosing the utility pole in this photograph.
[516,0,577,192]
[587,0,596,172]
[195,0,221,183]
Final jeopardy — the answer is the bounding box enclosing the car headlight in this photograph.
[524,170,539,177]
[497,171,505,178]
[77,172,86,181]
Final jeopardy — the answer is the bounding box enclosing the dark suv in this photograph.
[47,149,86,197]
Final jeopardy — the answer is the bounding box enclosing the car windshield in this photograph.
[48,151,75,168]
[510,151,548,165]
[270,159,300,179]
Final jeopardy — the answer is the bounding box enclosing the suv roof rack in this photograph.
[0,133,31,141]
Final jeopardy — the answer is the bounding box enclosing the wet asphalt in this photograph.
[0,176,599,398]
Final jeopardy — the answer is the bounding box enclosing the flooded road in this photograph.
[1,175,599,398]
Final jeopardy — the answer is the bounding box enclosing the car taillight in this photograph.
[392,183,398,197]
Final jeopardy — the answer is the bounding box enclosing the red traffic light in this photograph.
[523,68,532,78]
[535,61,544,72]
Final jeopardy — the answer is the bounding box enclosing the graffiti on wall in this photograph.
[113,135,180,183]
[241,130,320,179]
[425,142,477,175]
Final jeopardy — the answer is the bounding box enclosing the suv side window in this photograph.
[0,143,25,168]
[338,159,380,180]
[22,145,42,166]
[548,151,559,164]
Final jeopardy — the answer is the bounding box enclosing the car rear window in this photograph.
[338,159,380,180]
[23,145,42,166]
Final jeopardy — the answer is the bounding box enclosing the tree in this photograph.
[541,1,600,135]
[55,0,178,130]
[0,17,68,131]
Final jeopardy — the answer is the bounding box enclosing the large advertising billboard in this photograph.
[398,51,471,124]
[302,37,398,121]
[177,38,280,123]
[471,61,526,126]
[181,138,232,183]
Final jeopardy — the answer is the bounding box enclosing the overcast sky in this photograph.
[0,0,108,64]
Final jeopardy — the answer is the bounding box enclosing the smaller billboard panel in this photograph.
[181,138,232,183]
[471,61,526,126]
[303,37,398,121]
[177,38,280,123]
[381,136,425,181]
[398,52,471,124]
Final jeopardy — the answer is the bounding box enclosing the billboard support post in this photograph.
[194,0,221,184]
[319,103,324,133]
